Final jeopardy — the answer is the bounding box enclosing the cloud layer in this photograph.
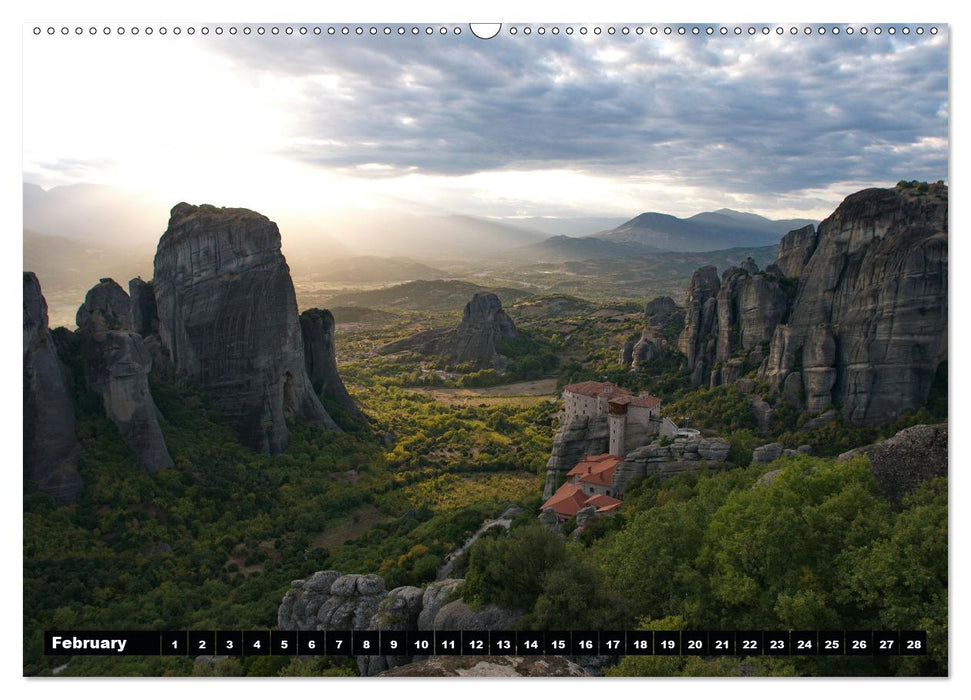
[210,27,949,196]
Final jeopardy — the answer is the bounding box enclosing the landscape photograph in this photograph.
[22,21,948,680]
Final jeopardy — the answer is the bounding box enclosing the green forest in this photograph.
[459,457,946,676]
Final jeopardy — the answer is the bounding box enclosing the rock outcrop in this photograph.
[677,266,721,386]
[278,571,385,633]
[450,292,519,365]
[625,296,684,372]
[300,308,364,420]
[377,292,519,369]
[76,279,173,473]
[837,423,947,505]
[153,203,338,453]
[543,416,609,498]
[416,579,465,631]
[611,437,731,493]
[678,185,947,425]
[678,261,787,388]
[278,571,520,676]
[23,272,83,502]
[752,442,784,464]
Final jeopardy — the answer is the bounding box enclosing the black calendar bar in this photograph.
[44,630,930,656]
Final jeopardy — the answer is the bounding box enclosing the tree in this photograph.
[463,524,567,611]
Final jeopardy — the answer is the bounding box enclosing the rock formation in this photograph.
[623,296,684,372]
[611,437,731,493]
[278,570,520,676]
[678,260,787,388]
[450,292,519,364]
[128,278,158,336]
[762,187,947,424]
[775,224,818,278]
[678,185,947,425]
[837,423,947,505]
[677,266,721,387]
[23,272,83,502]
[153,203,338,453]
[543,416,609,497]
[300,308,364,419]
[752,442,784,464]
[76,279,173,473]
[377,292,519,369]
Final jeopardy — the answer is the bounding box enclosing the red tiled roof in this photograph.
[540,483,625,520]
[564,381,660,409]
[627,395,661,409]
[566,453,621,487]
[540,482,588,520]
[585,494,624,511]
[564,381,632,399]
[567,453,620,477]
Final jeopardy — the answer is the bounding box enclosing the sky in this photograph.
[21,22,949,224]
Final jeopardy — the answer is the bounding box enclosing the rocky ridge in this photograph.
[677,258,787,388]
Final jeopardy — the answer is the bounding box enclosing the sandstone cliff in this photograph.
[23,272,83,502]
[153,203,338,453]
[76,278,173,473]
[377,292,519,369]
[678,185,947,425]
[300,308,364,420]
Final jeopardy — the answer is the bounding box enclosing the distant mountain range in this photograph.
[600,209,817,250]
[518,208,817,261]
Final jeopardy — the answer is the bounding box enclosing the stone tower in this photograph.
[608,401,627,457]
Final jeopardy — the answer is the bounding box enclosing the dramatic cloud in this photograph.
[207,27,949,195]
[23,24,948,219]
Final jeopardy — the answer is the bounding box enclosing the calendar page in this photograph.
[22,10,949,683]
